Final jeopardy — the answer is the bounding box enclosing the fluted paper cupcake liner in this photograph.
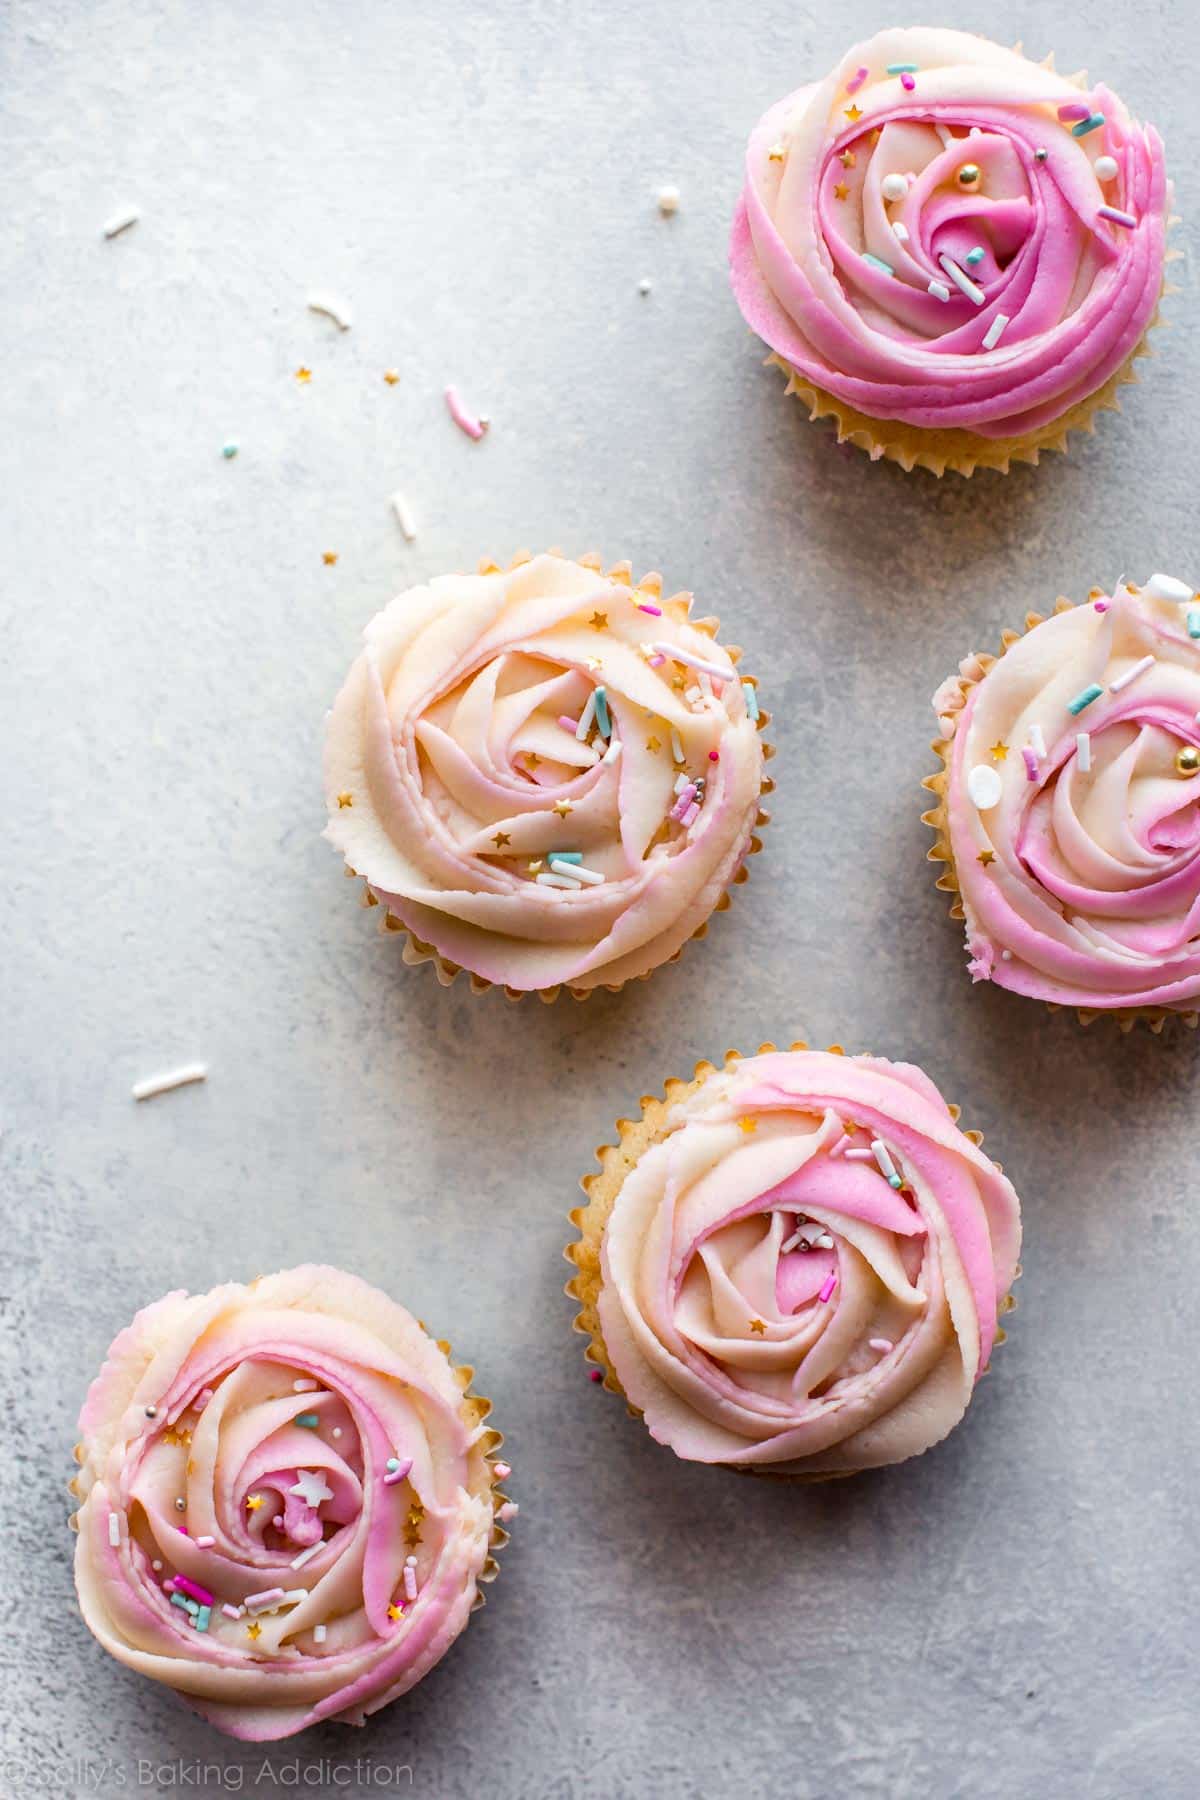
[923,595,1200,1033]
[344,548,774,1003]
[564,1043,1017,1482]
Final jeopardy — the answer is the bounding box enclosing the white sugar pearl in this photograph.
[881,173,909,202]
[656,185,680,215]
[1094,156,1119,182]
[967,764,1003,810]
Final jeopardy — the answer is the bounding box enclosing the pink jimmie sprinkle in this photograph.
[222,1603,244,1621]
[1022,748,1039,782]
[557,715,578,734]
[669,782,697,822]
[846,66,868,94]
[1098,204,1137,229]
[818,1272,838,1304]
[900,72,915,91]
[637,602,663,616]
[1058,101,1093,122]
[403,1561,418,1602]
[869,1338,894,1354]
[681,803,700,827]
[649,653,666,667]
[589,1368,603,1383]
[194,1535,216,1549]
[493,1462,512,1481]
[173,1574,215,1607]
[444,385,486,440]
[828,1133,853,1158]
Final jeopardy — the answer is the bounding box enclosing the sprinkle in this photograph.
[594,687,611,737]
[498,1502,519,1523]
[383,1456,414,1487]
[708,749,719,763]
[314,1624,327,1643]
[103,207,140,238]
[742,682,759,721]
[604,736,623,766]
[1071,113,1105,138]
[307,292,352,331]
[589,1368,603,1383]
[881,173,909,202]
[656,185,680,215]
[1187,608,1200,641]
[670,783,697,822]
[1097,205,1137,229]
[818,1273,838,1304]
[493,1462,512,1481]
[934,124,953,147]
[537,872,581,889]
[174,1575,215,1607]
[1110,654,1154,694]
[144,1405,158,1418]
[980,312,1011,351]
[295,1413,320,1428]
[221,441,238,460]
[966,764,1002,810]
[293,1378,318,1392]
[861,252,895,277]
[195,1606,211,1633]
[670,727,685,763]
[281,1589,309,1606]
[939,254,985,305]
[169,1593,193,1617]
[927,279,951,302]
[900,73,915,91]
[1067,683,1104,716]
[390,492,418,541]
[551,858,604,885]
[844,1147,876,1163]
[1146,572,1195,603]
[828,1133,852,1158]
[892,221,910,243]
[1029,724,1047,758]
[1094,155,1119,181]
[132,1063,208,1102]
[869,1338,894,1354]
[637,601,663,616]
[194,1388,213,1410]
[444,385,487,440]
[1034,147,1048,163]
[575,692,597,741]
[638,278,652,295]
[403,1562,419,1601]
[871,1139,903,1188]
[222,1604,244,1621]
[1022,748,1039,782]
[556,715,579,735]
[681,803,700,827]
[194,1535,215,1549]
[383,369,400,385]
[108,1514,121,1547]
[652,642,728,682]
[1094,600,1109,614]
[284,1541,322,1573]
[1076,733,1092,772]
[846,67,868,94]
[1057,101,1093,122]
[886,62,918,75]
[152,1560,163,1572]
[246,1587,287,1613]
[332,1428,342,1439]
[965,246,985,266]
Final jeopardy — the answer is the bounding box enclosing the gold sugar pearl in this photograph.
[1175,746,1200,776]
[957,164,981,188]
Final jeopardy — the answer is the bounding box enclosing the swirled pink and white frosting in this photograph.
[324,554,763,991]
[940,576,1200,1012]
[597,1052,1021,1474]
[72,1268,501,1742]
[730,28,1168,439]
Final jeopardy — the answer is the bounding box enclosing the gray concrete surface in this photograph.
[2,2,1197,1796]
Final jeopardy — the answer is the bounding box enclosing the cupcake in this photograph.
[567,1047,1021,1477]
[324,550,769,998]
[927,574,1200,1029]
[70,1267,511,1741]
[730,28,1169,475]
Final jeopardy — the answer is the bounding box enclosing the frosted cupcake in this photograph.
[567,1047,1021,1477]
[70,1268,511,1741]
[730,28,1169,475]
[927,574,1200,1029]
[324,551,769,998]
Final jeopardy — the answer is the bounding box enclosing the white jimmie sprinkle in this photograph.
[132,1063,208,1102]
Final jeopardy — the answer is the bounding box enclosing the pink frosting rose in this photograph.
[730,28,1168,439]
[597,1052,1021,1475]
[71,1268,505,1741]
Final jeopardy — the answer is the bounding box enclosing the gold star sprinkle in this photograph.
[527,860,543,873]
[323,551,338,566]
[383,369,400,385]
[295,367,312,383]
[492,832,511,848]
[646,735,661,753]
[845,103,863,122]
[978,850,996,867]
[589,611,608,630]
[337,792,353,809]
[840,149,857,170]
[833,182,849,201]
[246,1620,262,1641]
[670,675,686,692]
[553,799,573,819]
[768,143,786,163]
[388,1603,404,1622]
[739,1118,758,1134]
[989,741,1009,763]
[246,1495,264,1511]
[523,751,541,768]
[749,1318,766,1336]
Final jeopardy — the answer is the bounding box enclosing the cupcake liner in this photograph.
[923,597,1200,1034]
[564,1045,1017,1481]
[343,548,774,1003]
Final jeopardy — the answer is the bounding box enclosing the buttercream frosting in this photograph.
[940,577,1200,1013]
[324,553,764,992]
[730,28,1167,440]
[71,1267,501,1741]
[596,1052,1021,1475]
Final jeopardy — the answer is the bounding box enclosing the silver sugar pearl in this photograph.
[174,1497,186,1512]
[144,1405,157,1418]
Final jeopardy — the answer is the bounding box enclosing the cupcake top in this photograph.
[324,552,765,994]
[938,575,1200,1015]
[595,1051,1021,1475]
[71,1267,505,1742]
[730,27,1168,440]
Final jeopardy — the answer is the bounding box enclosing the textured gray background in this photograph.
[2,2,1197,1796]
